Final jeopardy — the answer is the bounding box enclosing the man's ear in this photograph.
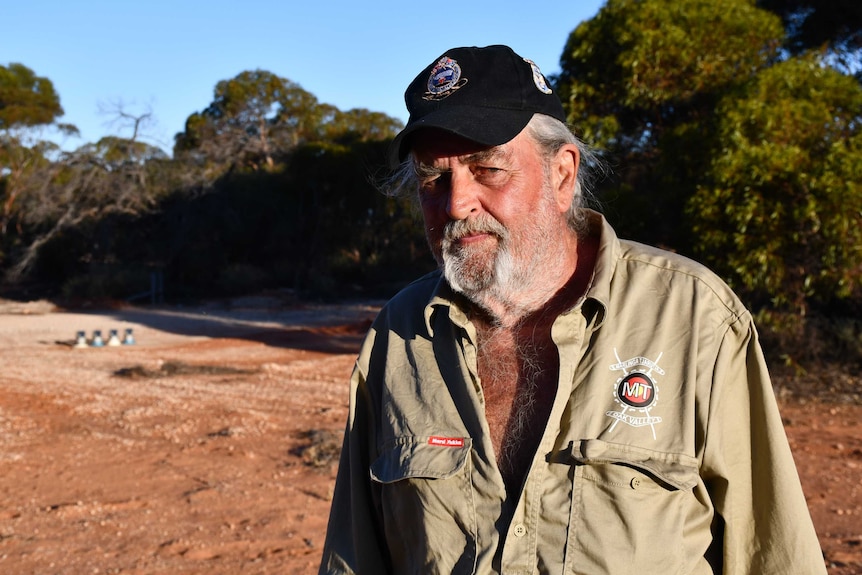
[551,144,580,213]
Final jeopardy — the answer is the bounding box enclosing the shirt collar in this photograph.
[423,275,469,337]
[580,209,619,329]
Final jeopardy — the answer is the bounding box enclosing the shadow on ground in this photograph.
[6,297,383,355]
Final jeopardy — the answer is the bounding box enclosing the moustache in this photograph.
[442,215,509,245]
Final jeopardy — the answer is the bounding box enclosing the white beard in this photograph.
[438,186,566,319]
[441,213,510,296]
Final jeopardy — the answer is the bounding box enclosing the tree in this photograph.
[286,138,426,290]
[687,54,862,310]
[174,70,325,172]
[6,135,174,282]
[0,137,54,237]
[557,0,784,147]
[0,63,78,239]
[555,0,785,247]
[555,0,862,318]
[323,108,403,144]
[163,70,409,297]
[0,63,64,130]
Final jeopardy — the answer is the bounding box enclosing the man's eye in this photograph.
[474,166,506,182]
[420,173,449,194]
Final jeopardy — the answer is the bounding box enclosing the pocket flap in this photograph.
[570,439,699,490]
[370,436,472,484]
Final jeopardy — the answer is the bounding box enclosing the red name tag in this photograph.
[428,436,465,447]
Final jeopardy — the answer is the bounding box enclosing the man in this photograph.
[319,45,826,574]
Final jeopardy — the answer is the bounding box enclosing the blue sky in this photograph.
[2,0,604,154]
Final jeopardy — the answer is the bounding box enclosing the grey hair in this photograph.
[524,114,602,233]
[382,114,603,232]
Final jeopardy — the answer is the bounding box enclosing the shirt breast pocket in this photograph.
[370,437,478,574]
[567,439,699,575]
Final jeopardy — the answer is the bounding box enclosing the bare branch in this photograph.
[97,98,157,143]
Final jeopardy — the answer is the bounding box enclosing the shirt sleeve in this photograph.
[701,315,827,574]
[318,362,391,575]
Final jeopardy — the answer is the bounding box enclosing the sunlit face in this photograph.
[411,128,569,305]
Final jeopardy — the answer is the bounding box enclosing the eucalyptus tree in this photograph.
[6,136,172,282]
[555,0,862,314]
[687,54,862,311]
[0,63,65,129]
[555,0,784,248]
[0,63,77,237]
[174,70,326,173]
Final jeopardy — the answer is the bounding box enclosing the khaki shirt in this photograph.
[320,211,826,574]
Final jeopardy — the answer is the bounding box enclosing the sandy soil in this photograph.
[0,298,859,574]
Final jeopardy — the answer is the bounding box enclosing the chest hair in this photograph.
[476,324,559,497]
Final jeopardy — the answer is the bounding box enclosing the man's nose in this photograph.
[446,171,481,220]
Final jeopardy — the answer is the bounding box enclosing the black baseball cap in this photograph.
[388,44,566,167]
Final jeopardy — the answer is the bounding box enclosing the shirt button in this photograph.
[513,523,527,537]
[630,477,642,489]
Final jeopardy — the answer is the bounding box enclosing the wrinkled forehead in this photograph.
[409,128,523,166]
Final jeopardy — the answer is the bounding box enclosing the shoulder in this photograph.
[615,239,750,322]
[364,270,443,338]
[378,270,441,319]
[355,271,443,377]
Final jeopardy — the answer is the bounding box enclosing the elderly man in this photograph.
[319,45,826,574]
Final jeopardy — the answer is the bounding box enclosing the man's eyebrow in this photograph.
[414,162,445,179]
[461,147,510,164]
[415,146,511,171]
[413,145,512,177]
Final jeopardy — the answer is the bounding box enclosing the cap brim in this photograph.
[388,106,534,168]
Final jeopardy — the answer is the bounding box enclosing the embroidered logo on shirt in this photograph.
[428,436,465,448]
[606,349,664,439]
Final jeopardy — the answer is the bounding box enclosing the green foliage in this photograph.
[84,135,428,301]
[557,0,784,149]
[0,63,64,130]
[556,0,786,249]
[687,54,862,309]
[173,69,403,177]
[324,108,404,144]
[77,136,168,168]
[2,136,182,285]
[0,63,413,300]
[556,0,862,321]
[174,69,319,171]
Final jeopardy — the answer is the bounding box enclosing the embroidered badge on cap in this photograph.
[605,349,664,439]
[424,56,468,101]
[524,58,553,94]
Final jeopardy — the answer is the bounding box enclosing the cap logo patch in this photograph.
[524,58,553,95]
[424,56,468,101]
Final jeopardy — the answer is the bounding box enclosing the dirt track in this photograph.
[0,299,859,574]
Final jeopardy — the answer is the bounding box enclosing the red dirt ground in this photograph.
[0,298,859,574]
